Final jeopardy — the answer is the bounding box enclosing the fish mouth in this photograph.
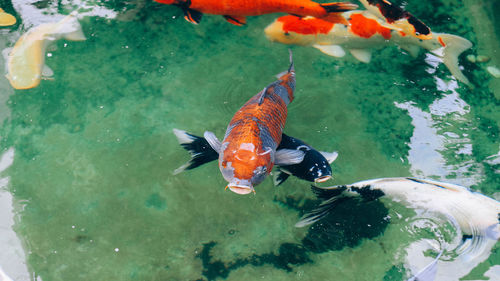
[315,175,332,183]
[226,184,255,195]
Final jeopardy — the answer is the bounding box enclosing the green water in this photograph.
[0,0,498,280]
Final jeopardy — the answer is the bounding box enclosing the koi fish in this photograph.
[154,0,358,26]
[297,177,500,280]
[264,0,472,85]
[172,129,338,185]
[174,52,303,195]
[273,133,338,185]
[0,8,16,26]
[5,12,86,90]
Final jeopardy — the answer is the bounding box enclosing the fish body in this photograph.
[5,12,86,90]
[274,134,338,185]
[265,7,472,85]
[0,8,16,26]
[297,177,500,280]
[172,129,338,185]
[210,54,298,194]
[154,0,358,25]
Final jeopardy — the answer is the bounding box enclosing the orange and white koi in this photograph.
[201,51,304,194]
[154,0,358,26]
[265,0,472,85]
[5,12,86,90]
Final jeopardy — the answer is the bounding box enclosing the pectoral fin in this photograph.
[400,44,420,58]
[275,149,305,166]
[203,131,221,153]
[313,44,346,57]
[349,49,372,63]
[320,151,338,164]
[42,65,54,77]
[223,15,246,26]
[183,8,203,24]
[273,169,291,186]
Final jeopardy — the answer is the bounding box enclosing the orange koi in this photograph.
[154,0,358,26]
[265,1,473,85]
[200,51,305,194]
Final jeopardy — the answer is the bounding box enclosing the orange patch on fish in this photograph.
[399,31,406,37]
[438,36,446,47]
[278,15,334,35]
[349,13,392,40]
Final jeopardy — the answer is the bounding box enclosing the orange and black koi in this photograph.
[154,0,358,26]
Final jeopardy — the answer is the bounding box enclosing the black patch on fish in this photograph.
[274,170,291,186]
[462,234,473,241]
[223,15,246,26]
[320,3,359,13]
[367,0,430,36]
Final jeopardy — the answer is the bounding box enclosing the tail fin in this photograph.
[172,129,219,174]
[436,33,473,86]
[320,2,358,24]
[320,2,358,13]
[408,250,443,281]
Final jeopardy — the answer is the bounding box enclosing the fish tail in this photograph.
[172,129,219,174]
[436,33,473,86]
[320,2,358,13]
[61,14,86,41]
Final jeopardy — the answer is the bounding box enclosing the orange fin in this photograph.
[320,2,358,13]
[183,8,203,24]
[223,15,246,26]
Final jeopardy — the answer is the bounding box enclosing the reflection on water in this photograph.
[0,148,31,281]
[395,77,483,187]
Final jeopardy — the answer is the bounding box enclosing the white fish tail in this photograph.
[436,33,473,86]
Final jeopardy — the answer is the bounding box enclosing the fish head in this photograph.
[265,16,332,46]
[304,153,333,183]
[219,143,273,195]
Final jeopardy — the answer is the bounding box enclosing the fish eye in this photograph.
[284,32,290,36]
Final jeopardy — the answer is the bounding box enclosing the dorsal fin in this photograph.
[257,86,270,105]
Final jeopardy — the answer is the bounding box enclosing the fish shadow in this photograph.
[195,194,389,280]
